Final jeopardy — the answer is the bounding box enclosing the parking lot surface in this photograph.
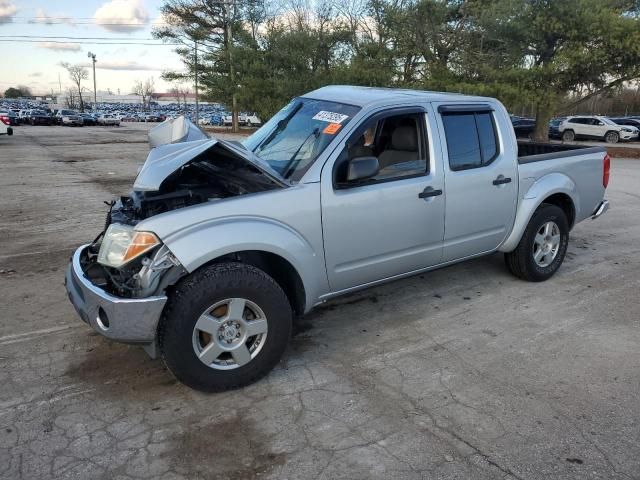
[1,125,639,480]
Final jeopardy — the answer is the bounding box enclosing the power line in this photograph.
[10,22,167,26]
[0,39,180,46]
[0,35,163,41]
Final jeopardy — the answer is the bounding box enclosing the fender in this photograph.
[158,215,326,312]
[499,172,579,253]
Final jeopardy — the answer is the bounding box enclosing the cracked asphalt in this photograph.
[1,124,639,480]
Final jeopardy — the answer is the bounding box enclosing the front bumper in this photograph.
[64,245,167,344]
[592,199,609,219]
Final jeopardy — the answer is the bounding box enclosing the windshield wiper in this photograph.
[255,102,303,153]
[281,127,320,179]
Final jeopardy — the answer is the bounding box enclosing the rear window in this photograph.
[442,111,499,171]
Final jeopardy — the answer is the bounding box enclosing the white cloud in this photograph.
[0,0,17,24]
[32,8,76,26]
[38,42,82,52]
[80,60,158,71]
[94,0,149,32]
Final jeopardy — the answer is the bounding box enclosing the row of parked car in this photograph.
[0,107,122,127]
[198,112,262,127]
[511,115,640,144]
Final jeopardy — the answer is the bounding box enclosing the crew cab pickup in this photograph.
[65,86,610,392]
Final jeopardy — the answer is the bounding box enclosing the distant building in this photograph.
[32,90,222,109]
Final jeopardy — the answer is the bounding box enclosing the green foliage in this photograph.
[156,0,640,138]
[4,86,31,98]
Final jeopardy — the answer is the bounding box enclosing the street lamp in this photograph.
[87,52,97,111]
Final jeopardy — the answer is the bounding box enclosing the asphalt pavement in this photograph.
[1,124,639,480]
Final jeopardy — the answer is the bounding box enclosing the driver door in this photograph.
[320,107,445,292]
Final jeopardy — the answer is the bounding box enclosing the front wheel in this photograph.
[505,204,569,282]
[562,130,575,142]
[159,262,292,392]
[605,131,619,144]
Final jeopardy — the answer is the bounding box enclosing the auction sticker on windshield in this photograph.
[313,111,350,124]
[323,123,342,135]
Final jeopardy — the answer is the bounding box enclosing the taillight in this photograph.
[0,116,9,126]
[603,153,610,188]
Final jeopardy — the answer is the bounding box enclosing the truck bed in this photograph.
[516,141,607,225]
[518,141,606,164]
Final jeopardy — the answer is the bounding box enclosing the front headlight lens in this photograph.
[98,224,160,268]
[622,128,632,132]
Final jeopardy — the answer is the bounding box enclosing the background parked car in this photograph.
[1,110,19,126]
[56,110,84,127]
[0,112,14,135]
[244,113,262,127]
[548,118,565,139]
[97,114,120,126]
[558,115,638,143]
[609,117,640,131]
[28,110,53,126]
[510,116,536,138]
[80,113,98,126]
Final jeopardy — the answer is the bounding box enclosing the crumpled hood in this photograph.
[148,115,208,148]
[133,116,288,191]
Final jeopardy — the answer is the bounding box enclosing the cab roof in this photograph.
[302,85,492,108]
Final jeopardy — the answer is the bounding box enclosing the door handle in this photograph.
[492,176,512,186]
[418,187,443,199]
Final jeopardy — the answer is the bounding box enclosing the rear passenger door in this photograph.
[435,104,518,262]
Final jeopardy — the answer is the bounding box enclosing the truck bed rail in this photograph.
[518,141,606,164]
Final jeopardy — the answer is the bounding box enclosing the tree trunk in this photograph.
[77,85,84,112]
[533,100,553,142]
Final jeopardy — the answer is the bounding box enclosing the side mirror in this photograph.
[346,156,379,182]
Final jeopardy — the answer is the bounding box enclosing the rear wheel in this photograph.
[505,204,569,282]
[562,130,575,142]
[605,131,619,144]
[159,262,292,392]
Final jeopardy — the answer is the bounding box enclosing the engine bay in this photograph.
[84,142,284,298]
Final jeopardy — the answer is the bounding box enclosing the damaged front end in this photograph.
[81,117,287,300]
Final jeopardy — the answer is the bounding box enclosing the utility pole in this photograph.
[87,52,97,111]
[194,40,199,125]
[226,1,238,133]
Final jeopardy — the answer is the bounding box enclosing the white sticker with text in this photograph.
[312,111,349,124]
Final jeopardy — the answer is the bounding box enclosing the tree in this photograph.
[133,77,155,111]
[4,86,31,98]
[170,85,181,106]
[154,0,248,131]
[466,0,640,140]
[153,0,640,130]
[65,88,78,110]
[60,62,88,112]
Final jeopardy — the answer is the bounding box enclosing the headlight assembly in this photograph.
[97,224,161,268]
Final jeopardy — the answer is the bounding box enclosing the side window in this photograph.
[442,111,499,171]
[334,112,428,186]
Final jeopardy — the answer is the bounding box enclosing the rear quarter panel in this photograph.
[500,150,606,252]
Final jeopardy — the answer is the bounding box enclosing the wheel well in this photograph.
[542,193,575,228]
[214,250,306,316]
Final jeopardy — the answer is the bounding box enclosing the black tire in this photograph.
[605,131,619,144]
[159,262,292,392]
[505,204,569,282]
[562,130,575,142]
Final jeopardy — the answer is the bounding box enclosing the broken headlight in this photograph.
[97,224,161,268]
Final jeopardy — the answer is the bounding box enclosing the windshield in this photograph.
[244,98,360,181]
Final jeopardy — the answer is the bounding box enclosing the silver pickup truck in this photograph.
[65,86,610,391]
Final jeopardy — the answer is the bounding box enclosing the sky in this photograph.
[0,0,185,95]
